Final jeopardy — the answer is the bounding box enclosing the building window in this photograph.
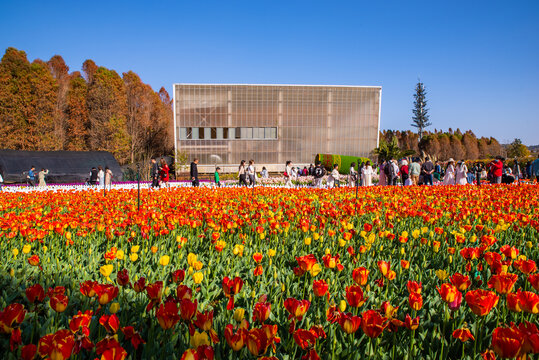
[204,128,211,139]
[216,128,223,139]
[179,127,278,140]
[265,127,277,139]
[211,127,217,139]
[223,127,229,139]
[235,127,241,139]
[192,127,198,139]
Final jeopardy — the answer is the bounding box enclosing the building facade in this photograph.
[173,84,381,170]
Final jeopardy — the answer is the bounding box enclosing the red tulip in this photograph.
[322,253,344,271]
[294,254,318,276]
[465,289,499,316]
[99,314,120,334]
[513,259,537,275]
[37,329,75,360]
[224,324,248,351]
[518,291,539,314]
[223,277,243,310]
[26,284,45,304]
[407,281,422,294]
[252,302,271,324]
[121,326,145,350]
[133,278,146,293]
[28,255,40,267]
[172,269,186,284]
[69,310,93,335]
[310,280,327,298]
[409,293,423,311]
[491,326,524,359]
[50,294,69,313]
[246,328,270,357]
[338,312,361,334]
[177,284,193,300]
[156,301,180,330]
[116,269,129,287]
[450,273,471,291]
[528,274,539,292]
[80,280,98,297]
[345,285,367,308]
[179,298,198,321]
[404,314,419,331]
[93,284,119,306]
[360,310,387,338]
[21,344,37,360]
[284,298,310,320]
[145,281,163,311]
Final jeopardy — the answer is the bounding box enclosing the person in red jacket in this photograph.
[489,157,503,184]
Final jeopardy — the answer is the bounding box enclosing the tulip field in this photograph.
[0,185,538,360]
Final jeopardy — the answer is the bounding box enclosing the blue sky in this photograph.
[1,0,538,145]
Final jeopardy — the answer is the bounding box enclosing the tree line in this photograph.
[379,129,521,161]
[0,47,173,165]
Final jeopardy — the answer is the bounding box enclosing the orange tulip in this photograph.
[352,267,369,286]
[487,273,518,294]
[49,294,69,313]
[345,285,367,308]
[453,328,474,342]
[450,273,471,291]
[252,302,271,324]
[156,301,180,330]
[528,274,539,292]
[518,291,539,314]
[409,293,423,311]
[407,281,422,294]
[437,283,459,304]
[93,284,119,306]
[491,326,524,359]
[284,298,310,320]
[224,324,247,351]
[506,291,522,313]
[338,312,361,334]
[465,289,499,316]
[312,280,329,297]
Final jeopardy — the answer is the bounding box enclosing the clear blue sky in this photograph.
[1,0,538,145]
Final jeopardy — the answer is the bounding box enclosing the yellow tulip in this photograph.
[129,253,138,262]
[116,250,125,260]
[42,246,47,253]
[190,331,210,348]
[339,300,347,312]
[159,255,170,266]
[12,248,19,257]
[435,269,449,281]
[131,245,140,253]
[304,237,312,245]
[412,229,421,239]
[194,261,203,270]
[309,263,322,277]
[187,253,197,266]
[193,272,203,284]
[22,244,31,254]
[234,308,245,322]
[109,302,120,314]
[100,264,113,277]
[267,249,276,257]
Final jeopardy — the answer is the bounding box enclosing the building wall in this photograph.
[174,84,380,169]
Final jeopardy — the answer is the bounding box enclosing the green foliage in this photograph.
[411,81,432,140]
[507,138,530,158]
[373,136,415,161]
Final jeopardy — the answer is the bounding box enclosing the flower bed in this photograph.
[0,185,538,359]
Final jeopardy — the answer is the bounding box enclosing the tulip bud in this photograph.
[109,302,120,314]
[234,308,245,322]
[339,300,347,312]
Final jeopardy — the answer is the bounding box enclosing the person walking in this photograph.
[214,167,221,187]
[489,157,503,184]
[378,162,387,186]
[160,158,170,188]
[409,158,421,186]
[27,166,36,186]
[421,157,435,186]
[105,166,113,190]
[348,162,358,187]
[308,164,315,176]
[362,161,374,186]
[327,164,340,188]
[97,166,105,186]
[443,159,456,185]
[260,167,269,178]
[238,160,247,186]
[247,160,256,187]
[189,158,199,187]
[313,162,325,188]
[150,158,160,188]
[455,161,468,185]
[284,160,293,188]
[38,168,49,187]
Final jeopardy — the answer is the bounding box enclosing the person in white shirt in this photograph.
[247,159,256,187]
[443,159,456,185]
[97,166,105,185]
[327,164,340,188]
[284,161,293,188]
[362,161,374,186]
[455,161,468,185]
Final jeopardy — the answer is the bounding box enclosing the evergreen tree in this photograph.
[411,81,431,140]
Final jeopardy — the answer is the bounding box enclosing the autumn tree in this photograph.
[65,72,89,150]
[47,55,70,148]
[507,138,530,158]
[462,131,479,160]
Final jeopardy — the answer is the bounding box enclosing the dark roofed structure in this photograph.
[0,150,122,184]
